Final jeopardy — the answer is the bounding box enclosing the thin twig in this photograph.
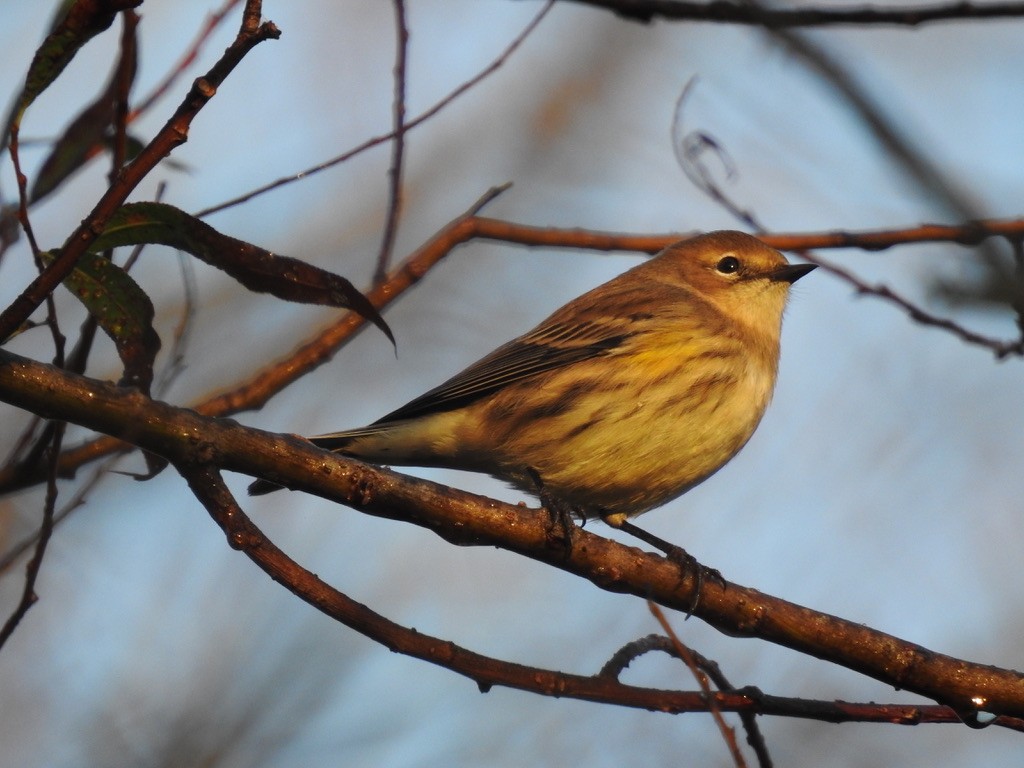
[108,10,136,179]
[375,0,409,284]
[672,77,765,232]
[0,422,64,649]
[154,249,198,397]
[195,1,554,218]
[0,452,123,574]
[1009,237,1024,342]
[681,647,773,767]
[8,105,51,355]
[802,247,1024,359]
[8,109,42,266]
[649,601,749,768]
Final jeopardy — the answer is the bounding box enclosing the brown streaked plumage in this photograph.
[250,230,814,522]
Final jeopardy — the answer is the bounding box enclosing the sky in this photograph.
[1,2,1023,766]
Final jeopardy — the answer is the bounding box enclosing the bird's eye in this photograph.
[716,256,741,274]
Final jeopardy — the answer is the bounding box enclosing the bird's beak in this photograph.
[772,262,817,284]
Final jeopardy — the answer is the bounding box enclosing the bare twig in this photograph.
[1009,237,1024,342]
[0,452,122,574]
[0,422,63,649]
[602,633,773,762]
[672,80,763,233]
[802,248,1024,359]
[195,1,554,218]
[108,10,136,179]
[375,0,409,284]
[8,116,41,262]
[7,84,64,361]
[153,249,198,397]
[600,633,677,678]
[649,601,750,768]
[689,658,771,765]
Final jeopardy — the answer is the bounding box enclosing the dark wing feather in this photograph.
[369,319,633,425]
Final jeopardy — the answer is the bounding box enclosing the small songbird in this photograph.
[250,230,814,529]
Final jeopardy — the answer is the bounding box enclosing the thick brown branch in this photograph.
[1,347,1023,723]
[173,463,1017,728]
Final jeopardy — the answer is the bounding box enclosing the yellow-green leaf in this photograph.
[43,248,160,392]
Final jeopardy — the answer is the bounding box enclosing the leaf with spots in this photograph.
[42,249,160,393]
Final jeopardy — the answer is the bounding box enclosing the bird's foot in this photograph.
[603,515,725,615]
[526,467,577,557]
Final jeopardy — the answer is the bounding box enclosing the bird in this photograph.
[249,230,814,537]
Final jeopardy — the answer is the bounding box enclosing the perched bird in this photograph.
[250,230,813,530]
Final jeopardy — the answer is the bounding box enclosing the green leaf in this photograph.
[42,248,161,393]
[95,202,395,346]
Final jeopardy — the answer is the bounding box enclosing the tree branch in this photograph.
[1,346,1023,724]
[374,0,409,284]
[174,462,1021,730]
[563,0,1024,27]
[0,422,62,649]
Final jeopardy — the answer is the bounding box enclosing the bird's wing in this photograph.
[369,318,634,425]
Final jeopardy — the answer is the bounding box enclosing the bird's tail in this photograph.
[248,478,284,496]
[306,431,364,452]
